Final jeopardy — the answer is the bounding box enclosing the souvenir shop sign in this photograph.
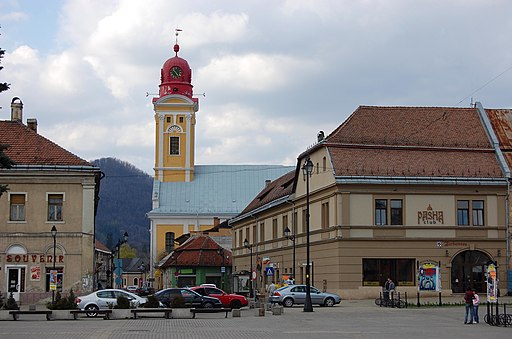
[5,254,64,264]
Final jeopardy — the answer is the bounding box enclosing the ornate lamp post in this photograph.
[283,226,296,282]
[51,225,57,303]
[139,262,146,287]
[243,238,254,299]
[302,157,314,312]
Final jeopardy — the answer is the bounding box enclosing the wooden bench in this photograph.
[131,308,172,319]
[69,309,112,320]
[190,308,232,319]
[9,310,52,321]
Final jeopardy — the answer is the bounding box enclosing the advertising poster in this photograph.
[50,269,57,291]
[418,262,441,291]
[30,266,41,281]
[486,263,498,303]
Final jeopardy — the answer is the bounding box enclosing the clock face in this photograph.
[170,66,182,79]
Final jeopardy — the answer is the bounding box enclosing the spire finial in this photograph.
[174,28,182,56]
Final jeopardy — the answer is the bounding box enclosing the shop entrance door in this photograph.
[7,267,21,301]
[450,250,490,293]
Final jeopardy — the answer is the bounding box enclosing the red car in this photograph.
[190,285,248,309]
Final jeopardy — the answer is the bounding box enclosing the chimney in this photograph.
[265,179,271,187]
[27,118,38,133]
[10,97,23,122]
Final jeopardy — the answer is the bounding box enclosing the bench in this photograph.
[190,308,232,319]
[131,308,172,319]
[69,309,112,320]
[9,310,53,321]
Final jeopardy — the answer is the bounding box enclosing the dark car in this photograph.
[154,288,222,308]
[190,285,248,309]
[136,286,155,297]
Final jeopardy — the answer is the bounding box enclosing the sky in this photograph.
[1,0,512,175]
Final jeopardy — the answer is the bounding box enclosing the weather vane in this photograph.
[175,28,182,44]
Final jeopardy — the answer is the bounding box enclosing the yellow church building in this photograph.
[146,38,292,287]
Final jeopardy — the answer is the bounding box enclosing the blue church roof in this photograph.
[149,165,294,216]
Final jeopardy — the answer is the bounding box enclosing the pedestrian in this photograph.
[472,289,480,324]
[267,281,277,304]
[384,278,395,300]
[463,286,474,324]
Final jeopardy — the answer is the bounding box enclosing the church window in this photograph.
[169,137,180,155]
[179,116,184,123]
[166,117,171,123]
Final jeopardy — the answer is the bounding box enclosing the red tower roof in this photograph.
[159,43,193,99]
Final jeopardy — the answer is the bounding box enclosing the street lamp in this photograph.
[139,262,146,287]
[243,238,254,299]
[51,225,57,303]
[284,226,296,283]
[302,157,314,312]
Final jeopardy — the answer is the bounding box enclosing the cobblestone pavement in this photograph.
[1,298,511,339]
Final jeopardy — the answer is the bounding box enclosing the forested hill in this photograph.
[92,157,153,256]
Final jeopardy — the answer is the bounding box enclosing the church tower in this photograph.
[153,33,199,182]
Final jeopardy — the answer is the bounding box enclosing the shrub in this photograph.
[143,295,160,308]
[114,295,131,309]
[3,292,19,310]
[47,289,78,310]
[0,290,4,309]
[171,295,186,308]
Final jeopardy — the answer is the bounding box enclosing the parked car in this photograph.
[136,286,156,296]
[154,288,222,308]
[190,285,248,309]
[76,289,148,316]
[270,285,342,307]
[125,285,138,293]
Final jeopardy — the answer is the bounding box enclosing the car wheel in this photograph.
[202,302,214,308]
[230,300,242,309]
[283,298,294,307]
[324,297,335,307]
[85,304,99,317]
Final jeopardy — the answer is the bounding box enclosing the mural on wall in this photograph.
[30,266,40,281]
[486,263,498,303]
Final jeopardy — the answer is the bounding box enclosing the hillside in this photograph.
[92,157,153,256]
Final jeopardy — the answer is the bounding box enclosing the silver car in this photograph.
[76,289,147,316]
[270,285,341,307]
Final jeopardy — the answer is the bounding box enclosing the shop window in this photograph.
[10,193,26,221]
[169,136,180,155]
[362,258,415,286]
[47,194,63,221]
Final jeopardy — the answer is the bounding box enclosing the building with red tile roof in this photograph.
[0,98,101,304]
[231,103,509,299]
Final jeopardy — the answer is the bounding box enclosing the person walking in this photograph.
[267,281,277,304]
[472,289,480,324]
[463,286,474,324]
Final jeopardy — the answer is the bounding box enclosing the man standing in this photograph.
[384,278,395,300]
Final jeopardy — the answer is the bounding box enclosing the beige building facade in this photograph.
[231,104,510,299]
[0,99,101,304]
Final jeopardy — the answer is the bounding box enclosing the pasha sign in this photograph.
[5,254,64,264]
[417,204,444,224]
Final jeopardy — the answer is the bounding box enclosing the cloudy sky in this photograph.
[1,0,512,175]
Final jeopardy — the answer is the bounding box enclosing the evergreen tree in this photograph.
[1,27,14,197]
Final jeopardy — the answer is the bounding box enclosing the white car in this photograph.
[76,289,147,316]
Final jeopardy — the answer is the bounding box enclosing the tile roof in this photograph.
[0,120,92,166]
[325,106,502,178]
[149,165,294,216]
[160,235,232,268]
[95,239,112,253]
[240,170,295,214]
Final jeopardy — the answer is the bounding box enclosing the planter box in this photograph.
[111,309,132,319]
[171,308,193,319]
[49,309,75,320]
